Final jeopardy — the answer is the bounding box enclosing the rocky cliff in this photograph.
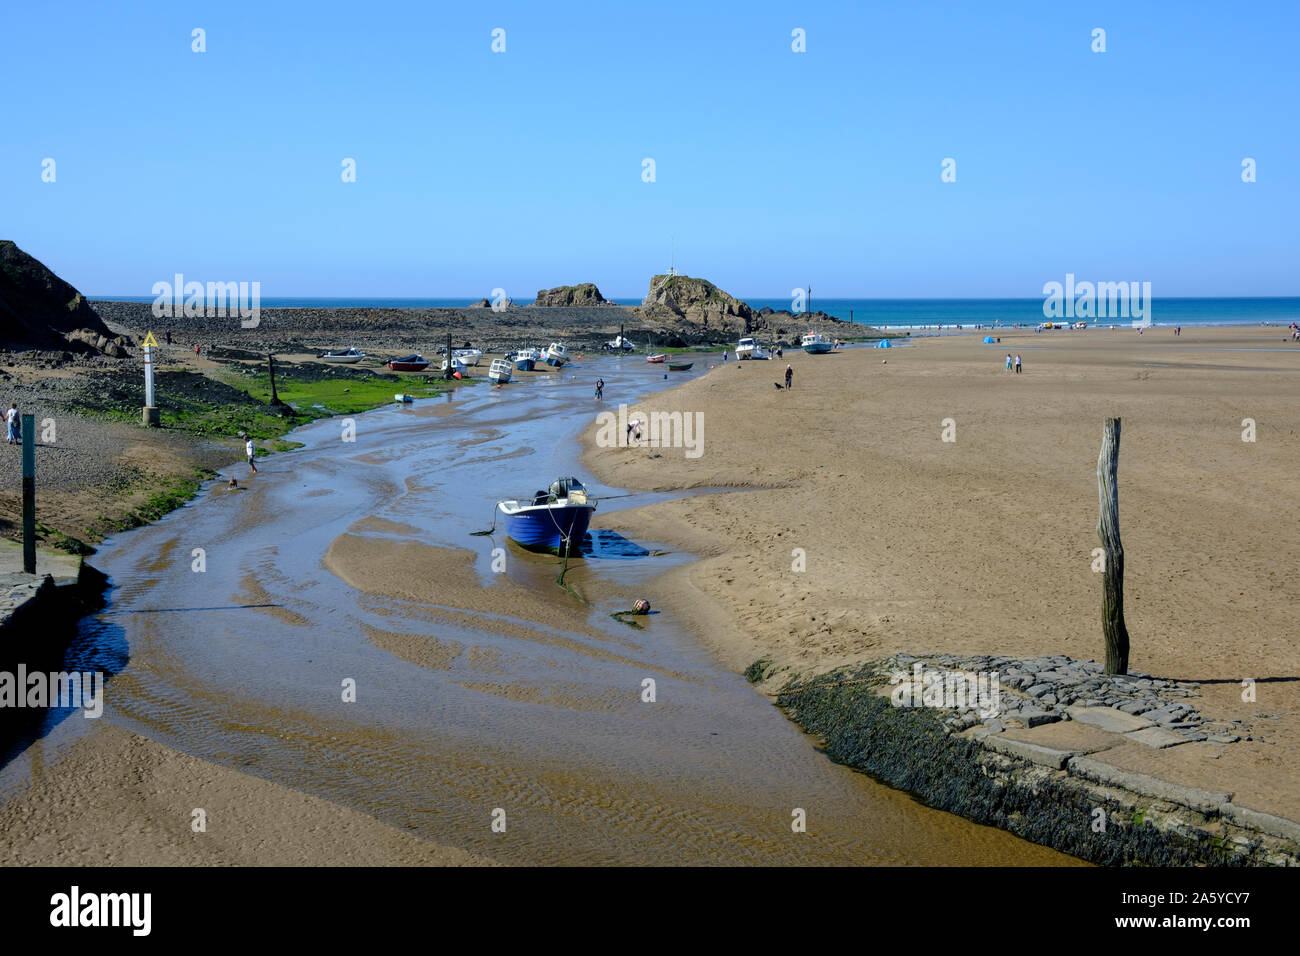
[0,241,121,354]
[640,274,757,339]
[534,283,606,307]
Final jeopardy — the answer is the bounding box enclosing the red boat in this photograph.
[387,353,430,372]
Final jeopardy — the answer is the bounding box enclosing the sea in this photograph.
[93,296,1300,331]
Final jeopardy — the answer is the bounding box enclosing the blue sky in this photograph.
[2,0,1296,298]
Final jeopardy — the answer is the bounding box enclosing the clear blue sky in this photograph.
[2,0,1296,299]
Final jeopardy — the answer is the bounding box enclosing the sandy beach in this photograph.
[580,326,1300,822]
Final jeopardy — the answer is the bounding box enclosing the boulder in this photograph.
[0,240,113,352]
[534,283,606,307]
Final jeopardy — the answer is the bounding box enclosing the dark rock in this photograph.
[0,240,113,352]
[534,283,606,307]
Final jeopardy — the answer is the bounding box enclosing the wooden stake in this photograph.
[21,414,35,574]
[445,333,453,379]
[1097,417,1130,674]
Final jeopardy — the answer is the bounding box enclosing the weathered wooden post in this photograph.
[1097,417,1130,674]
[21,414,35,574]
[267,352,282,406]
[444,333,453,379]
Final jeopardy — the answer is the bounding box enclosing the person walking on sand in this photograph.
[594,378,604,401]
[1014,354,1022,374]
[1005,353,1013,372]
[784,364,793,389]
[245,438,258,474]
[5,403,17,444]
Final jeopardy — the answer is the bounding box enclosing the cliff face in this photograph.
[534,283,606,307]
[641,274,756,338]
[0,240,113,350]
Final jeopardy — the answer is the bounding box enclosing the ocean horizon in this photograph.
[90,295,1300,329]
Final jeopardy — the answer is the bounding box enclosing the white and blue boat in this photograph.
[513,348,538,371]
[801,331,834,354]
[497,477,596,554]
[545,342,569,367]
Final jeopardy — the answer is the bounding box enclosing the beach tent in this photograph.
[875,339,893,349]
[982,335,996,344]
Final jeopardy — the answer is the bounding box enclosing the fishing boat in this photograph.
[440,355,468,374]
[545,343,569,367]
[801,332,834,354]
[604,336,636,352]
[735,337,769,360]
[512,348,538,371]
[646,353,668,364]
[321,347,366,363]
[668,361,693,371]
[488,358,513,383]
[387,354,430,372]
[453,348,483,366]
[497,477,596,554]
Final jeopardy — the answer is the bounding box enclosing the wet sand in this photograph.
[1,357,1077,865]
[580,326,1300,822]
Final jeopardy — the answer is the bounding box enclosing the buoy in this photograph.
[633,599,651,614]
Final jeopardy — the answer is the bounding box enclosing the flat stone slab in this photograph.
[1221,804,1300,844]
[1067,755,1232,814]
[1124,726,1191,749]
[1068,706,1155,733]
[981,734,1077,770]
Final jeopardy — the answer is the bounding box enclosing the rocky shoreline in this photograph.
[764,654,1299,866]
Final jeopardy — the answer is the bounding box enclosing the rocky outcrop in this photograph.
[641,274,755,338]
[534,283,606,307]
[0,240,115,352]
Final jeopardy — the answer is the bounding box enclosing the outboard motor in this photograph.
[548,477,586,500]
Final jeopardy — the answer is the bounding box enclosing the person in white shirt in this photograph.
[5,404,17,444]
[245,438,258,474]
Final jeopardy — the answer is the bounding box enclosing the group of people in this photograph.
[1004,353,1023,374]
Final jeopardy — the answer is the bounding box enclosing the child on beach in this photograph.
[246,438,258,474]
[5,404,17,444]
[784,364,793,389]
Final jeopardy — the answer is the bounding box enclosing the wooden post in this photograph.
[1097,417,1130,675]
[267,352,281,405]
[444,333,453,379]
[21,414,35,574]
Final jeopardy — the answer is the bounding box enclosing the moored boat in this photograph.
[440,355,468,374]
[668,361,693,371]
[604,336,636,352]
[647,353,668,363]
[545,343,569,367]
[497,477,596,554]
[801,332,834,354]
[513,348,538,371]
[387,354,430,372]
[321,347,366,363]
[453,348,483,366]
[735,337,769,360]
[488,358,513,383]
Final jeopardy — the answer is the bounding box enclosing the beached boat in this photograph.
[545,343,569,367]
[512,348,538,371]
[497,477,596,554]
[735,337,769,360]
[604,336,636,352]
[321,347,366,363]
[394,393,413,403]
[440,355,468,374]
[488,358,512,383]
[453,348,483,366]
[801,332,834,354]
[668,362,693,371]
[387,354,430,372]
[647,354,668,364]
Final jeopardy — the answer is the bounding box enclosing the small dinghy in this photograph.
[322,347,366,363]
[647,354,668,364]
[394,393,414,403]
[668,361,693,371]
[497,477,596,554]
[387,354,430,372]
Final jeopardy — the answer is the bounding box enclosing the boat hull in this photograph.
[499,502,594,553]
[803,343,833,354]
[515,358,535,371]
[388,363,429,372]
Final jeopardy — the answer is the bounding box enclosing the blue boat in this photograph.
[497,477,596,554]
[513,348,538,371]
